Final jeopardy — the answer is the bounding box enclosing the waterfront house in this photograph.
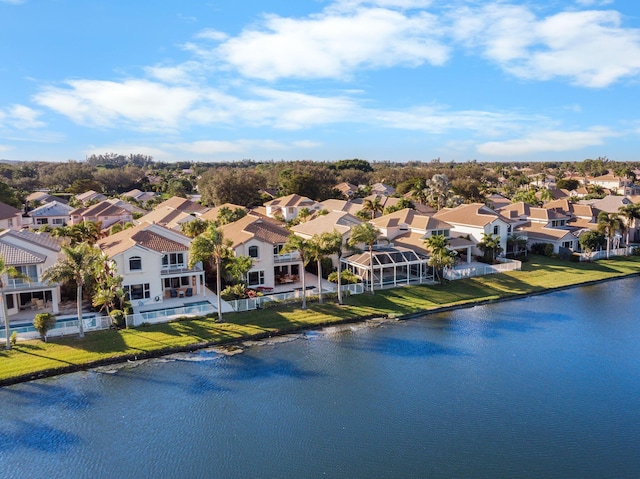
[434,203,511,257]
[97,222,205,304]
[0,229,62,317]
[220,215,303,289]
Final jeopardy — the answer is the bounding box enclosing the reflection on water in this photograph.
[2,278,640,478]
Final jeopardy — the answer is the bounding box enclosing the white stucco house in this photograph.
[97,222,205,305]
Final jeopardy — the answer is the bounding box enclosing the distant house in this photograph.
[589,173,638,195]
[121,189,157,203]
[70,199,141,229]
[264,194,321,222]
[26,191,68,206]
[135,196,207,232]
[0,202,23,230]
[27,201,73,228]
[334,182,358,198]
[97,222,205,304]
[0,229,62,316]
[154,196,207,215]
[199,203,247,223]
[220,215,303,289]
[370,183,395,196]
[75,190,107,205]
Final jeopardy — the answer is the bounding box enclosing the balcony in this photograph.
[4,279,58,292]
[160,265,203,275]
[274,252,300,263]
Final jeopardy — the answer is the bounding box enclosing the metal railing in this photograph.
[228,283,365,313]
[444,259,522,281]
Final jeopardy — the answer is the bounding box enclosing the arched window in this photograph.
[129,256,142,271]
[248,246,259,258]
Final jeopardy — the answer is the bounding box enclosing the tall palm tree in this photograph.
[478,232,502,263]
[0,256,30,349]
[618,204,640,246]
[43,243,101,338]
[362,196,384,219]
[597,211,623,259]
[348,222,383,294]
[319,230,346,305]
[281,234,312,309]
[307,234,327,304]
[189,225,232,322]
[424,234,454,285]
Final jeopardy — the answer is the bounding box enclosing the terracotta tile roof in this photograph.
[434,203,507,227]
[199,203,247,222]
[137,207,194,229]
[497,202,569,221]
[516,222,577,241]
[0,242,46,265]
[97,222,189,257]
[264,194,316,208]
[155,196,207,214]
[292,211,362,237]
[0,202,21,220]
[220,215,290,248]
[371,208,451,231]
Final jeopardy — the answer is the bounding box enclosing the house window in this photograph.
[7,218,12,227]
[493,225,499,235]
[129,256,142,271]
[248,270,265,286]
[164,276,191,289]
[432,229,450,238]
[15,265,38,284]
[124,283,150,300]
[248,246,259,258]
[6,294,14,310]
[36,218,49,225]
[288,207,295,215]
[273,244,285,255]
[162,253,185,269]
[562,241,573,249]
[52,218,65,225]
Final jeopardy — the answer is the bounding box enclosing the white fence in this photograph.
[228,283,366,313]
[126,302,216,328]
[578,246,635,262]
[444,258,522,281]
[1,313,111,341]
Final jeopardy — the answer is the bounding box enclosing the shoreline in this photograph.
[3,265,639,387]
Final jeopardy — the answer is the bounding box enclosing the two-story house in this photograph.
[264,194,321,222]
[96,222,205,304]
[497,202,578,254]
[0,229,62,317]
[434,203,511,257]
[70,199,143,229]
[220,215,303,289]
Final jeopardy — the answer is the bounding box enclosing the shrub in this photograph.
[110,309,126,329]
[10,331,17,347]
[544,244,554,257]
[33,312,56,342]
[327,269,359,284]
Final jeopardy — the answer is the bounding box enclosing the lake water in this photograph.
[2,277,640,478]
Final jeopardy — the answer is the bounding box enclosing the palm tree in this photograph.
[424,234,454,285]
[597,211,623,259]
[181,218,210,238]
[319,230,346,305]
[189,225,232,322]
[42,243,102,338]
[348,222,383,294]
[307,235,327,304]
[91,253,124,316]
[281,234,313,309]
[362,196,384,219]
[0,256,30,349]
[478,232,502,263]
[618,204,640,246]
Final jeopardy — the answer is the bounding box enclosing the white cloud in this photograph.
[0,0,26,4]
[575,0,613,6]
[0,144,12,153]
[34,79,200,130]
[476,128,617,156]
[195,28,229,41]
[451,5,640,87]
[166,139,315,156]
[0,104,44,129]
[214,6,448,80]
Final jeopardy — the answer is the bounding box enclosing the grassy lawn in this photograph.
[2,254,639,385]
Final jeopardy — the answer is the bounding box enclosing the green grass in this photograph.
[2,254,639,385]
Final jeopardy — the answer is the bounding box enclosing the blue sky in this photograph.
[1,0,639,163]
